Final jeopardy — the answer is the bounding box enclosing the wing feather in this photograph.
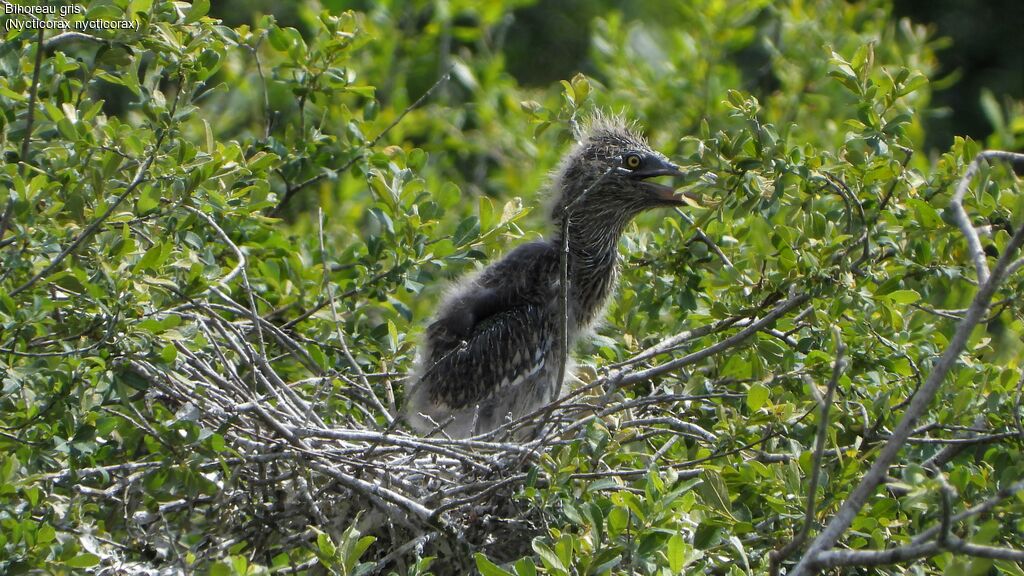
[421,304,553,409]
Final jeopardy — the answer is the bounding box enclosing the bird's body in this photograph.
[405,116,691,438]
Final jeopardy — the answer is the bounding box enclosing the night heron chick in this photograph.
[406,116,695,438]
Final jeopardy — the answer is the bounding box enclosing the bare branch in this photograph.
[611,290,811,387]
[948,150,1024,284]
[318,208,392,426]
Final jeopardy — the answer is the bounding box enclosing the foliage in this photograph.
[0,0,1022,574]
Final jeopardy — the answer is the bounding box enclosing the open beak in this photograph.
[631,158,711,206]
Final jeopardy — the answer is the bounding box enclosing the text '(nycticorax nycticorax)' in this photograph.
[405,117,696,438]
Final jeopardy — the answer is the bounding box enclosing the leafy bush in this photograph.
[1,0,1022,574]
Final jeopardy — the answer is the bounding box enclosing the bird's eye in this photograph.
[624,154,642,170]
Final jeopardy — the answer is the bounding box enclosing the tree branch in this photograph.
[791,150,1024,575]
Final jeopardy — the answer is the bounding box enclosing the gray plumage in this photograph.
[405,116,691,438]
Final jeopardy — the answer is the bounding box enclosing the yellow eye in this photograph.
[624,154,642,169]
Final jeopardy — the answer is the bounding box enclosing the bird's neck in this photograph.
[551,213,632,330]
[568,249,620,329]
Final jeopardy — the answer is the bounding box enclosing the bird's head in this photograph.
[550,116,691,227]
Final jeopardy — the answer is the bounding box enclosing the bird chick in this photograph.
[405,116,692,438]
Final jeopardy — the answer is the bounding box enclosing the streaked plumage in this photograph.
[405,116,691,438]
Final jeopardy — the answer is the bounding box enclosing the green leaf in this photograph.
[185,0,210,23]
[995,559,1024,576]
[667,534,686,573]
[387,319,399,353]
[137,185,162,214]
[36,523,56,544]
[65,554,101,568]
[746,382,769,411]
[137,315,182,334]
[513,557,538,576]
[316,529,337,558]
[532,539,567,575]
[133,242,171,273]
[474,554,514,576]
[698,470,734,520]
[898,72,929,97]
[452,215,480,247]
[159,344,177,363]
[887,290,921,304]
[350,534,375,561]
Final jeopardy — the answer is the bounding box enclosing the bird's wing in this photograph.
[418,240,559,410]
[420,303,555,410]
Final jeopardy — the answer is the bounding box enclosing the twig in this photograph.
[815,536,1024,568]
[184,206,245,287]
[43,31,104,49]
[876,146,913,214]
[936,472,954,547]
[18,26,44,164]
[618,417,718,443]
[606,313,750,370]
[1015,369,1024,443]
[551,166,619,429]
[317,208,392,426]
[270,68,452,215]
[249,36,272,140]
[0,27,45,243]
[769,333,846,575]
[948,151,1024,284]
[611,290,811,387]
[910,477,1024,546]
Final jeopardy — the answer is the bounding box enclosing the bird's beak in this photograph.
[632,158,711,206]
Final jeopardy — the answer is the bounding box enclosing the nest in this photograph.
[94,271,747,574]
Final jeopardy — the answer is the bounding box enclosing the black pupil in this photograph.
[628,155,639,167]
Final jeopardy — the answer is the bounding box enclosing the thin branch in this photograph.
[10,151,158,296]
[911,477,1024,546]
[1015,369,1024,443]
[270,68,452,215]
[550,166,619,436]
[617,417,718,443]
[607,313,751,370]
[816,536,1024,568]
[770,334,846,575]
[876,146,913,214]
[248,36,272,140]
[948,150,1024,284]
[184,206,245,287]
[9,73,187,296]
[611,290,811,387]
[317,208,392,426]
[43,31,105,49]
[0,27,45,243]
[936,472,954,547]
[19,26,44,171]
